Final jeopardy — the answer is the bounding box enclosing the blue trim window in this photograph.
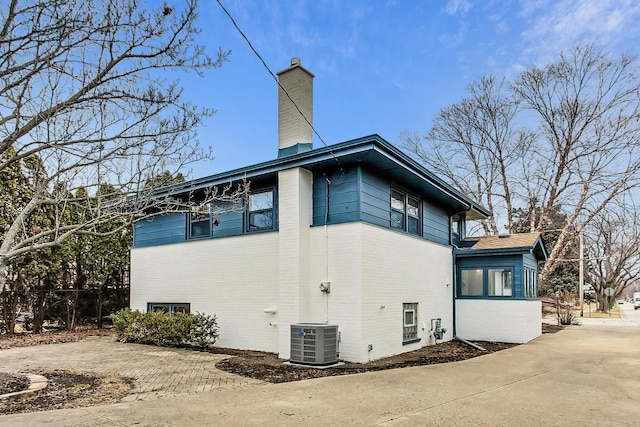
[189,207,211,239]
[148,303,190,313]
[248,189,274,231]
[407,197,420,235]
[459,267,514,298]
[488,268,513,296]
[391,189,405,230]
[524,268,538,298]
[391,188,421,236]
[451,217,460,239]
[460,269,483,296]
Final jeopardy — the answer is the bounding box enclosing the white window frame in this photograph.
[404,309,416,327]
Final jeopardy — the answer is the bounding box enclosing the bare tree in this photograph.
[585,210,640,309]
[404,45,640,290]
[404,75,536,236]
[0,0,249,288]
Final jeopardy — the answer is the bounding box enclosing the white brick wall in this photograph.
[277,167,313,359]
[359,225,454,362]
[130,232,280,353]
[456,299,541,343]
[131,217,457,363]
[305,222,454,363]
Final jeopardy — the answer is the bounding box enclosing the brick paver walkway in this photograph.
[0,336,264,401]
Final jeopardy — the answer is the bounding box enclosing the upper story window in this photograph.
[189,207,211,239]
[390,188,421,236]
[452,217,460,238]
[248,189,274,231]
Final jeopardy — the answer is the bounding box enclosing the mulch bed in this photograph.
[214,340,518,383]
[0,372,29,395]
[0,326,114,350]
[0,369,133,415]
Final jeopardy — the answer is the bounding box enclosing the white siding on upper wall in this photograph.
[456,299,541,343]
[130,232,280,353]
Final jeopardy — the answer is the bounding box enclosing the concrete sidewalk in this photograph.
[1,324,639,426]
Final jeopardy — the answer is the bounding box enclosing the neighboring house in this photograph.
[130,58,547,364]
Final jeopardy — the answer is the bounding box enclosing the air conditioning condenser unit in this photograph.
[290,323,339,365]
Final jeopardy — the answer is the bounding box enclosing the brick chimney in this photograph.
[277,58,314,157]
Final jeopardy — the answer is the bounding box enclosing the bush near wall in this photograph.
[111,309,219,348]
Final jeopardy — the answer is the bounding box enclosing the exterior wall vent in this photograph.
[290,323,339,365]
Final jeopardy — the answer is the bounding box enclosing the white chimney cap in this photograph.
[291,57,301,66]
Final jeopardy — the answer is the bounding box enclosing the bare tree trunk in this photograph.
[32,278,46,333]
[96,284,104,329]
[1,285,18,335]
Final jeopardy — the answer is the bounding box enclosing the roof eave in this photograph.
[152,134,491,218]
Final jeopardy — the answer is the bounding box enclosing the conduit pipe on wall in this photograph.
[323,174,331,324]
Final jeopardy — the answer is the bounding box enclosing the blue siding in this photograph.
[360,168,390,227]
[523,252,538,270]
[424,203,450,245]
[213,210,244,238]
[313,169,359,225]
[134,213,186,247]
[313,165,455,246]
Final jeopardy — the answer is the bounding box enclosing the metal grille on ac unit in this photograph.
[290,323,339,365]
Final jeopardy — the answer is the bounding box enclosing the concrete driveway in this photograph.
[1,321,639,426]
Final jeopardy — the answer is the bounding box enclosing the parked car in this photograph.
[583,284,596,299]
[633,292,640,310]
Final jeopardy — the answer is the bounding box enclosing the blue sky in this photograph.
[177,0,640,178]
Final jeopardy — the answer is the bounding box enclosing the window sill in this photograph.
[402,338,421,345]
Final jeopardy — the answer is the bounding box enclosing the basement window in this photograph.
[148,303,190,314]
[403,302,419,344]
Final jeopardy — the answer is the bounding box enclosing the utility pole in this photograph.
[579,231,584,317]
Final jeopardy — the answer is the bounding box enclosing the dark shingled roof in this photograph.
[464,233,542,250]
[458,232,547,260]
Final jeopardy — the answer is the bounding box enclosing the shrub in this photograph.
[557,304,577,325]
[111,309,218,348]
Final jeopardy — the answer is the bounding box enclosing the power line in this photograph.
[215,0,341,168]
